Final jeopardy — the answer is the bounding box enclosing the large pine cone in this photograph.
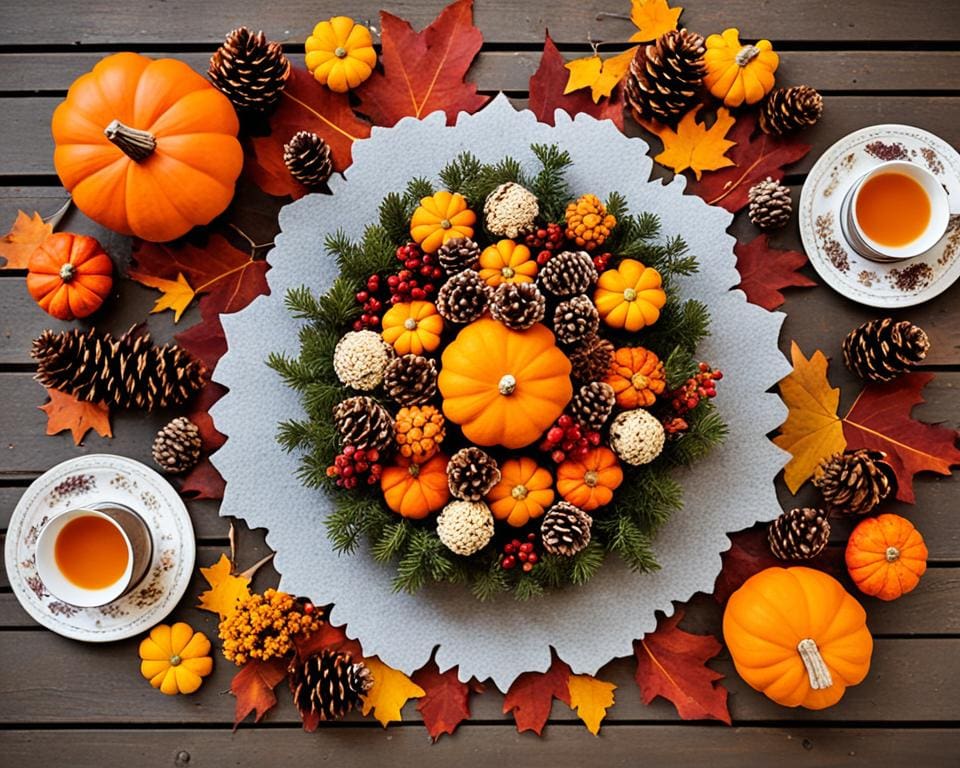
[842,318,929,382]
[759,85,824,135]
[383,354,438,406]
[570,381,616,431]
[447,447,501,501]
[568,335,615,382]
[553,295,600,346]
[540,502,593,557]
[489,282,546,330]
[152,417,202,474]
[208,27,291,112]
[747,177,792,230]
[768,507,831,560]
[625,29,706,123]
[290,649,372,723]
[436,269,492,324]
[437,237,481,276]
[539,251,598,297]
[283,131,333,188]
[813,449,895,515]
[332,396,394,452]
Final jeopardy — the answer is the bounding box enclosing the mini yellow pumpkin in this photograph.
[410,191,476,254]
[305,17,377,92]
[139,622,213,695]
[478,239,537,287]
[382,301,444,354]
[594,259,667,332]
[704,28,779,107]
[487,457,555,527]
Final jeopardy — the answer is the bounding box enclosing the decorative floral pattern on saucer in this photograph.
[4,454,195,642]
[799,124,960,308]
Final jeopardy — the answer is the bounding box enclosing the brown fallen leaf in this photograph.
[0,210,52,269]
[230,657,288,728]
[38,387,111,445]
[502,651,572,735]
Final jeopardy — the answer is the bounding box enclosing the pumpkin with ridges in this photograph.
[486,457,555,527]
[27,232,113,320]
[380,452,450,519]
[556,447,623,511]
[139,621,213,695]
[846,514,927,601]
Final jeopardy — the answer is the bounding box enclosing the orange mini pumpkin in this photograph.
[410,191,476,253]
[594,259,666,332]
[556,447,623,511]
[381,301,444,355]
[27,232,113,320]
[52,52,242,243]
[487,457,555,527]
[478,239,537,287]
[380,453,450,519]
[603,347,666,408]
[846,514,928,601]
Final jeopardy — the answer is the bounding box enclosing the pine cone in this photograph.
[152,417,202,474]
[540,502,592,557]
[283,131,333,188]
[570,381,616,430]
[436,269,492,324]
[490,282,546,330]
[538,250,598,297]
[759,85,824,136]
[625,28,706,123]
[813,449,895,515]
[332,396,394,452]
[208,27,291,112]
[568,335,615,382]
[768,507,831,560]
[747,177,792,230]
[553,295,600,345]
[437,237,481,276]
[290,649,372,723]
[447,447,501,501]
[842,318,929,382]
[32,327,205,411]
[383,354,438,406]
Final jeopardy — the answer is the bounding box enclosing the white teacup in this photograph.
[842,160,951,263]
[35,503,153,607]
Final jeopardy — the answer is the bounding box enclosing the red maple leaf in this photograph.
[230,657,288,729]
[502,651,572,735]
[734,234,816,310]
[412,659,484,741]
[293,621,365,661]
[529,32,625,130]
[686,112,810,212]
[177,381,228,499]
[843,373,960,503]
[356,0,489,127]
[174,303,228,372]
[634,610,730,723]
[244,138,308,200]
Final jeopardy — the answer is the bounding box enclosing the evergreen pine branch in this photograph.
[379,192,410,245]
[303,381,348,419]
[663,345,696,389]
[471,563,511,601]
[530,143,572,222]
[460,156,528,207]
[393,529,453,593]
[604,190,629,223]
[569,541,605,585]
[317,277,362,327]
[439,152,484,195]
[371,520,411,563]
[266,352,317,392]
[643,298,710,354]
[296,450,337,491]
[283,285,326,322]
[325,230,363,268]
[664,403,728,467]
[513,574,545,601]
[405,177,435,207]
[597,516,659,572]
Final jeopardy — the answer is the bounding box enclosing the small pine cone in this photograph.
[383,354,438,406]
[436,269,492,324]
[842,318,929,383]
[208,27,291,112]
[332,396,394,452]
[747,177,792,230]
[759,85,824,136]
[625,28,706,122]
[490,282,546,330]
[283,131,333,189]
[437,237,481,276]
[290,649,372,723]
[570,381,616,430]
[813,449,895,515]
[539,251,598,297]
[553,295,600,346]
[768,507,831,561]
[540,502,592,557]
[568,335,615,382]
[484,182,540,239]
[447,447,501,501]
[152,417,202,474]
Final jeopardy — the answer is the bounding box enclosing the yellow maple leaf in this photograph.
[630,0,683,42]
[567,673,617,735]
[564,47,637,102]
[128,270,196,322]
[647,107,737,180]
[0,210,53,269]
[361,657,426,727]
[197,554,252,620]
[773,342,847,492]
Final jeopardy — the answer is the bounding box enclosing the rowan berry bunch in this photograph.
[499,533,540,572]
[352,274,386,331]
[387,243,442,303]
[662,363,724,434]
[525,222,565,265]
[539,413,602,464]
[326,445,384,488]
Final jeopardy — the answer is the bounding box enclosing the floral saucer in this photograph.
[799,124,960,308]
[4,454,195,642]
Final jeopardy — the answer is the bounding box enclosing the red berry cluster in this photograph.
[592,252,612,272]
[353,274,386,331]
[387,243,442,304]
[326,445,384,488]
[525,223,565,265]
[539,413,602,463]
[662,362,724,434]
[500,533,539,572]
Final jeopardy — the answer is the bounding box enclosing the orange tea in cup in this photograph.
[854,171,931,248]
[54,514,130,590]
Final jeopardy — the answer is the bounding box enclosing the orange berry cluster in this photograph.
[564,194,616,251]
[394,404,445,460]
[219,588,322,666]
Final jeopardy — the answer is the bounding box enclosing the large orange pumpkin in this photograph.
[52,52,243,243]
[438,319,572,449]
[556,447,623,511]
[845,514,928,601]
[27,233,113,320]
[486,457,555,527]
[723,567,873,710]
[380,453,450,519]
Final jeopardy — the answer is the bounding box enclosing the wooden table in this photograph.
[2,2,959,764]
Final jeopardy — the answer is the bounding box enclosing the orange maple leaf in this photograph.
[230,657,288,729]
[564,48,637,103]
[630,0,683,42]
[643,107,737,179]
[566,673,617,735]
[197,553,251,620]
[38,387,112,445]
[0,210,52,269]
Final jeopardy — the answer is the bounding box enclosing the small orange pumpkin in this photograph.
[846,514,928,601]
[380,452,450,519]
[556,447,623,511]
[594,259,667,332]
[704,28,779,108]
[305,17,377,92]
[381,301,444,354]
[486,457,555,527]
[478,239,537,287]
[410,191,476,253]
[139,622,213,695]
[603,347,666,408]
[27,233,113,320]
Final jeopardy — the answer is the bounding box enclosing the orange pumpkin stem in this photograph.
[885,546,901,563]
[104,119,157,162]
[735,45,760,67]
[797,638,833,690]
